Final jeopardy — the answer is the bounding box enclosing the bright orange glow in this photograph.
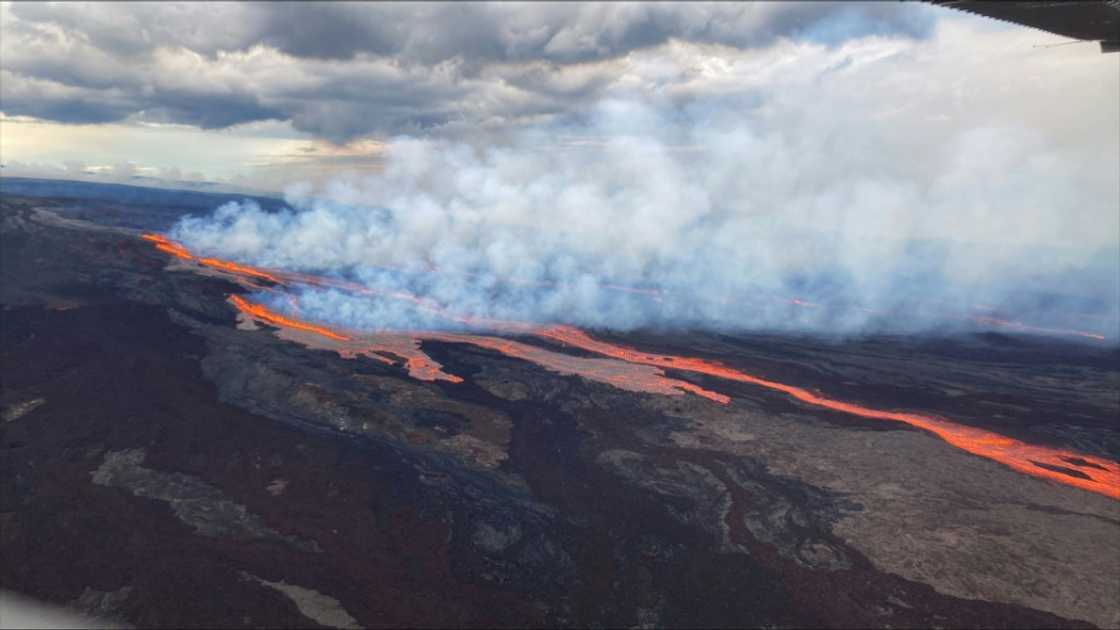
[225,294,721,397]
[422,332,730,402]
[143,233,282,285]
[142,233,1120,500]
[141,233,173,246]
[229,294,349,341]
[229,292,464,383]
[198,258,282,284]
[142,233,194,260]
[536,325,1120,500]
[402,355,465,383]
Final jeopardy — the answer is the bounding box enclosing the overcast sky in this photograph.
[2,1,1115,194]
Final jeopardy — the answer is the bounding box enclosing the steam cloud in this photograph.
[170,33,1119,342]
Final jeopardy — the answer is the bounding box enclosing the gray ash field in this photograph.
[2,186,1118,628]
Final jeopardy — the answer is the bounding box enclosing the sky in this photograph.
[2,1,1118,337]
[2,2,1115,193]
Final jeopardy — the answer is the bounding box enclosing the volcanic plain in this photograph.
[2,191,1118,628]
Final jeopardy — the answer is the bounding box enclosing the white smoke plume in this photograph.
[170,27,1120,341]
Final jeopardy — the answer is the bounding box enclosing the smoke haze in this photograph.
[169,22,1120,341]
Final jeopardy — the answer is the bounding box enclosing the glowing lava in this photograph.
[229,295,349,341]
[536,325,1120,500]
[422,332,730,403]
[142,234,282,284]
[228,293,725,400]
[141,233,194,260]
[142,233,1120,500]
[198,257,282,284]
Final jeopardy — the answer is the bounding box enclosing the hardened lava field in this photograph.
[2,192,1119,629]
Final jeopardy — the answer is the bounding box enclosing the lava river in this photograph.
[141,233,1120,500]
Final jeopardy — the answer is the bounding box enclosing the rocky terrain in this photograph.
[2,191,1118,628]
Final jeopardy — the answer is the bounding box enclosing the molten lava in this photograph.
[536,325,1120,500]
[422,332,730,403]
[228,293,725,400]
[142,234,282,284]
[199,258,282,284]
[229,295,349,341]
[142,232,1120,500]
[141,233,194,260]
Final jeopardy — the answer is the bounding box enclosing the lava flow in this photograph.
[423,332,730,403]
[141,233,193,260]
[228,293,726,400]
[229,295,349,341]
[227,294,464,382]
[536,325,1120,500]
[142,234,282,284]
[142,232,1120,500]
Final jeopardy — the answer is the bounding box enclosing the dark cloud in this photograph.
[0,70,279,128]
[242,2,938,65]
[3,96,133,125]
[287,100,454,143]
[0,71,136,124]
[0,2,940,141]
[143,91,283,129]
[253,3,406,61]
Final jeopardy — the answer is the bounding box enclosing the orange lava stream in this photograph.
[422,332,730,403]
[227,290,724,399]
[229,295,349,341]
[142,233,194,260]
[198,258,283,284]
[142,233,1120,499]
[142,234,283,284]
[401,355,464,383]
[536,325,1120,500]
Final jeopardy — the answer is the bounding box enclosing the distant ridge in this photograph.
[0,176,285,213]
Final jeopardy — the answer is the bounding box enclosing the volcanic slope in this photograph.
[1,194,1118,628]
[139,231,1120,501]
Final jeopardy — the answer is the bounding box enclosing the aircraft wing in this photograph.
[931,1,1120,52]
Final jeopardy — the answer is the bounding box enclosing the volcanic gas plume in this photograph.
[141,232,1108,342]
[164,100,1119,344]
[141,233,1120,501]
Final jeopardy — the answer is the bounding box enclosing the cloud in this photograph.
[8,2,938,63]
[0,70,137,124]
[1,2,940,141]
